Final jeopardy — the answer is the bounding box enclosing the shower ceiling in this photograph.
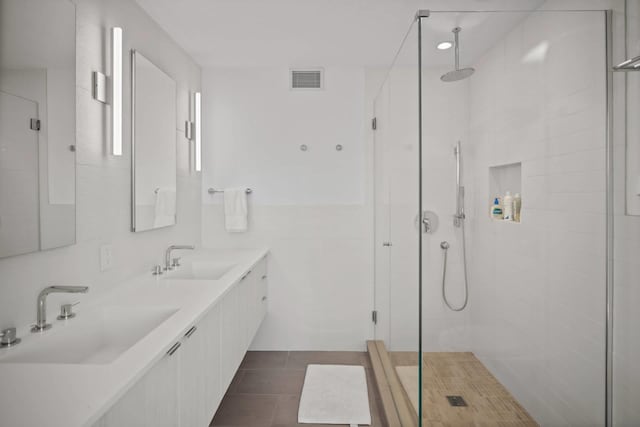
[135,0,543,68]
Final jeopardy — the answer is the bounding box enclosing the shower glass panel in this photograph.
[373,17,421,426]
[375,9,611,426]
[417,10,608,426]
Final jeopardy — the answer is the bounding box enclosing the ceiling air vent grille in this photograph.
[290,68,323,90]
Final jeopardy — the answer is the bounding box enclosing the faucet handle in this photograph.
[152,265,163,275]
[0,327,20,347]
[57,302,79,320]
[171,257,181,268]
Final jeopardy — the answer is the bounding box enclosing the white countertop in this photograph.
[0,248,269,427]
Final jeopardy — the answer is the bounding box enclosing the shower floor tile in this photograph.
[391,351,539,426]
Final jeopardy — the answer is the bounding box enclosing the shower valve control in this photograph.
[420,211,439,234]
[423,217,432,233]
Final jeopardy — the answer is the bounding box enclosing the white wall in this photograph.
[467,11,607,426]
[368,65,472,352]
[419,69,473,352]
[0,0,201,331]
[201,66,373,351]
[203,67,365,206]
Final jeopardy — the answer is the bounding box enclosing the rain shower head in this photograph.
[441,27,475,82]
[441,68,475,82]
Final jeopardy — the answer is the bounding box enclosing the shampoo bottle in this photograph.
[514,193,522,222]
[503,191,514,221]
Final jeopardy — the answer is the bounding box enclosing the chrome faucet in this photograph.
[31,286,89,333]
[164,245,195,270]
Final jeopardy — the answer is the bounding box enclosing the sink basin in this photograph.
[165,261,236,280]
[0,306,178,365]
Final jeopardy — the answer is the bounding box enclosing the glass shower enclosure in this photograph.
[373,9,612,426]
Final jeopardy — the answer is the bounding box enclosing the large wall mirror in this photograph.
[0,0,76,258]
[131,51,177,232]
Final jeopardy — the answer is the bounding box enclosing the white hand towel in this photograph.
[224,188,248,232]
[153,187,176,228]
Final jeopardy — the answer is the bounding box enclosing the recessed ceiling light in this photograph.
[437,41,453,50]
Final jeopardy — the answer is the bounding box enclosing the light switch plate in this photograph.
[93,71,107,103]
[99,244,113,271]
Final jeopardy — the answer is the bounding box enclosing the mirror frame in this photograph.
[130,49,177,232]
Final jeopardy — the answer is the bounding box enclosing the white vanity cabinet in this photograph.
[93,256,268,427]
[93,346,180,427]
[200,304,223,421]
[179,304,222,427]
[220,281,241,391]
[248,258,268,342]
[220,256,268,392]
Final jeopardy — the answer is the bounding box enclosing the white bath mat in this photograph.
[298,364,371,426]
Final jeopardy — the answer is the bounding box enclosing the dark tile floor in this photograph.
[210,351,386,427]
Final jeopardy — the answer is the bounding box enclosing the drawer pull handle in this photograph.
[185,326,197,338]
[262,296,267,301]
[262,275,267,280]
[167,342,181,356]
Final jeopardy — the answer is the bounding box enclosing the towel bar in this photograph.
[207,188,252,195]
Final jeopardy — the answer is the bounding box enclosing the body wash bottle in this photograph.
[490,197,503,219]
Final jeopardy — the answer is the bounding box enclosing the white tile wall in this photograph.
[367,64,472,352]
[419,68,473,352]
[467,11,608,426]
[0,0,201,331]
[202,204,373,351]
[201,67,373,351]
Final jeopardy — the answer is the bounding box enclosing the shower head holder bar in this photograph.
[614,54,640,71]
[207,188,252,195]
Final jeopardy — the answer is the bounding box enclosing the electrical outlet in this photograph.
[100,244,113,271]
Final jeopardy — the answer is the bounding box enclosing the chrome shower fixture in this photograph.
[441,141,469,312]
[453,141,465,228]
[614,54,640,71]
[441,27,475,82]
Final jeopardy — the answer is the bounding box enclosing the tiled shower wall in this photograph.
[0,0,201,330]
[467,11,608,425]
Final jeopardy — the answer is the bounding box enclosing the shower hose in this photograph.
[440,219,469,312]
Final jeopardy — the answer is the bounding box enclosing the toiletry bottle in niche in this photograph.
[490,197,503,219]
[503,191,514,221]
[514,193,522,222]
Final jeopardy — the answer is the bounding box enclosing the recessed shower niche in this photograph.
[489,162,522,223]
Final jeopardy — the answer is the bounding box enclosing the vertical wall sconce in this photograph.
[111,27,123,156]
[194,92,202,172]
